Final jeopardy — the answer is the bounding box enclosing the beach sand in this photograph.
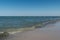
[8,21,60,40]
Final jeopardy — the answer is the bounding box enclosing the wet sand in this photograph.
[8,21,60,40]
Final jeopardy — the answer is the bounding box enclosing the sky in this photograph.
[0,0,60,16]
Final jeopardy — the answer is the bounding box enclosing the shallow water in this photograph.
[40,21,60,30]
[0,16,59,32]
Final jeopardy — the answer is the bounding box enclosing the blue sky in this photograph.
[0,0,60,16]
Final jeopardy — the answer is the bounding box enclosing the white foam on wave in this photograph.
[0,26,36,34]
[0,31,22,35]
[8,31,22,34]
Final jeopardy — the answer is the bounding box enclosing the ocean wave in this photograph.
[0,26,36,34]
[0,20,57,34]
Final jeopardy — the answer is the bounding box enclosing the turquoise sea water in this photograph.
[0,16,60,32]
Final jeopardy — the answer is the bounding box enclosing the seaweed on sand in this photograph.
[0,32,9,40]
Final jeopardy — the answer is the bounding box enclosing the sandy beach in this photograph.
[7,21,60,40]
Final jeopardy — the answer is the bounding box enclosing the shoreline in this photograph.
[0,19,60,34]
[7,21,60,40]
[0,21,58,40]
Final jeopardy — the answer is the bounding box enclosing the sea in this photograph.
[0,16,60,34]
